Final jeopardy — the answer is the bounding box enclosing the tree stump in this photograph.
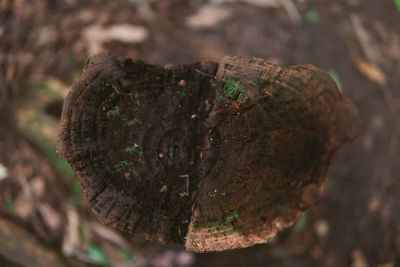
[57,54,361,252]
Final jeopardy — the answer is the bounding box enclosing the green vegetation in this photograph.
[25,114,73,176]
[123,146,143,156]
[21,110,77,199]
[224,78,245,101]
[124,118,141,127]
[113,160,130,172]
[306,9,321,24]
[225,210,239,224]
[97,80,121,93]
[127,92,140,107]
[175,90,186,96]
[101,161,113,174]
[72,180,82,198]
[273,248,292,259]
[86,243,110,267]
[327,70,343,93]
[99,80,109,91]
[5,196,14,215]
[326,176,336,191]
[164,64,173,70]
[197,210,243,234]
[294,210,309,232]
[346,0,361,6]
[395,0,400,14]
[37,81,63,99]
[117,248,134,262]
[214,223,233,232]
[209,79,216,87]
[297,181,303,190]
[197,219,231,232]
[107,106,120,116]
[111,83,121,94]
[128,168,137,175]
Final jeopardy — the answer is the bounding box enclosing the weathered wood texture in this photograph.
[57,54,360,252]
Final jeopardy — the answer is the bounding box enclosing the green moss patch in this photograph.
[124,118,141,127]
[223,78,245,101]
[123,146,143,156]
[107,106,120,116]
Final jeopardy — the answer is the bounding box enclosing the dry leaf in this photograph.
[38,203,61,232]
[186,5,231,29]
[0,163,8,181]
[211,0,279,7]
[82,24,148,55]
[90,222,130,250]
[351,248,369,267]
[279,0,302,24]
[62,205,80,256]
[314,219,329,238]
[351,14,383,67]
[14,193,32,219]
[355,59,387,86]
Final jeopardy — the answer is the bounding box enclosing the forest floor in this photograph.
[0,0,400,266]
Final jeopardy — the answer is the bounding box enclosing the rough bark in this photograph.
[57,54,361,252]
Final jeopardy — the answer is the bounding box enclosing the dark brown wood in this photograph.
[57,54,361,252]
[185,56,361,252]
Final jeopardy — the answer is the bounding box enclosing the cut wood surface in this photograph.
[57,54,361,252]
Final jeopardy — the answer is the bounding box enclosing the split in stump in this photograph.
[57,54,361,252]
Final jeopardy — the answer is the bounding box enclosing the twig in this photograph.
[278,0,302,25]
[17,174,48,237]
[178,174,190,196]
[377,116,400,190]
[91,222,131,250]
[350,14,382,67]
[62,205,80,257]
[350,14,399,113]
[195,68,215,78]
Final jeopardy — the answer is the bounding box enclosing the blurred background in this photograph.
[0,0,399,266]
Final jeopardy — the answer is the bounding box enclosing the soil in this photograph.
[0,0,399,266]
